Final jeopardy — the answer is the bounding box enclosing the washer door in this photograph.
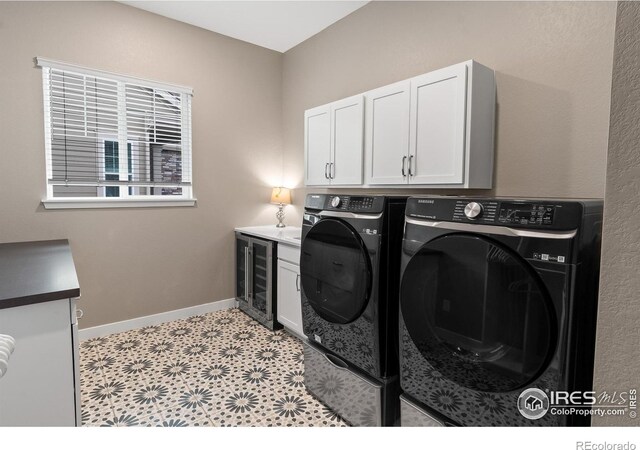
[400,233,557,393]
[300,218,371,324]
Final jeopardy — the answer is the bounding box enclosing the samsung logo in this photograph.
[418,199,435,204]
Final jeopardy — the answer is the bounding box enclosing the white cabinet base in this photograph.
[277,245,304,339]
[0,299,78,426]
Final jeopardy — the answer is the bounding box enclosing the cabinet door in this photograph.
[365,81,411,185]
[409,63,467,185]
[251,238,273,321]
[330,95,364,185]
[70,298,81,426]
[0,299,76,426]
[277,259,303,338]
[235,234,251,307]
[304,104,331,186]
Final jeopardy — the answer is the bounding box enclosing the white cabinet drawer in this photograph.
[278,244,300,265]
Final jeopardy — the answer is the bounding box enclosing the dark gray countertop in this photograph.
[0,239,80,309]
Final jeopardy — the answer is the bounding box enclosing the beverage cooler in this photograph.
[235,232,280,330]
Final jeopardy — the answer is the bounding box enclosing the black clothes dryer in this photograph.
[398,197,603,427]
[300,194,407,426]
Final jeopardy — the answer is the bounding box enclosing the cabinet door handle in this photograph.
[325,163,329,179]
[408,155,414,177]
[247,246,253,302]
[402,156,407,177]
[244,246,250,301]
[296,273,300,292]
[330,162,334,179]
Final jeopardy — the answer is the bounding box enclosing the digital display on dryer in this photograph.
[498,202,555,225]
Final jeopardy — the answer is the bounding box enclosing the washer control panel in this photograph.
[305,194,383,213]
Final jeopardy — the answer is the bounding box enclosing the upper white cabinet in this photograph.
[366,60,495,187]
[306,60,495,189]
[330,96,364,185]
[365,80,411,185]
[409,63,468,185]
[304,95,364,186]
[304,104,331,186]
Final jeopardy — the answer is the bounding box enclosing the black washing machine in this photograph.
[398,196,603,427]
[300,194,407,426]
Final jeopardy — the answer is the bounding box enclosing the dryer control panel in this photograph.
[406,197,586,230]
[497,202,555,226]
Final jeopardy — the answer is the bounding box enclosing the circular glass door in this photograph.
[400,233,557,393]
[300,219,371,324]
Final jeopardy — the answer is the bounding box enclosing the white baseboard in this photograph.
[79,298,238,341]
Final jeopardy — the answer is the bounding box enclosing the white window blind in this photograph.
[38,58,194,205]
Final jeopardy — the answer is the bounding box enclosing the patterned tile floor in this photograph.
[80,308,348,427]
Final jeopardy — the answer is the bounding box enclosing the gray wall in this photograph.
[0,1,284,328]
[282,1,616,221]
[592,1,640,427]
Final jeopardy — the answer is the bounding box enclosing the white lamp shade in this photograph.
[270,187,291,205]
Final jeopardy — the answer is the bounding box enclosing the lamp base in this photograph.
[276,204,286,228]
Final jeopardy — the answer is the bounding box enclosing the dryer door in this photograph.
[400,233,557,393]
[300,218,372,324]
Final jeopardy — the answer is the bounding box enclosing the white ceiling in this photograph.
[120,1,369,53]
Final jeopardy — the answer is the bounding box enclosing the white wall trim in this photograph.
[79,298,237,340]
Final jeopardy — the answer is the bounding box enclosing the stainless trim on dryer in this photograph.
[318,210,383,220]
[404,218,577,239]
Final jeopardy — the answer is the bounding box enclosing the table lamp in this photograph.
[270,187,291,228]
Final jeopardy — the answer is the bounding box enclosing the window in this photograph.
[102,140,132,197]
[38,58,195,208]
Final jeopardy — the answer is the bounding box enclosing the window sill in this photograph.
[42,197,197,210]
